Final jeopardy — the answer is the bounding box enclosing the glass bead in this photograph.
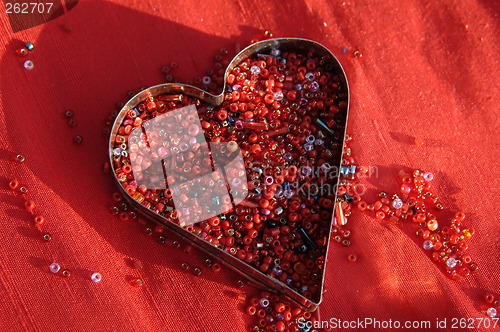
[130,278,144,288]
[16,154,26,162]
[274,91,283,101]
[91,272,102,283]
[24,60,34,70]
[305,72,315,81]
[271,48,281,57]
[423,172,434,182]
[202,76,211,85]
[49,263,61,273]
[310,81,320,92]
[259,298,270,307]
[446,257,457,268]
[487,307,497,318]
[43,233,52,241]
[423,240,434,250]
[73,135,83,144]
[25,42,35,51]
[62,269,71,277]
[193,267,202,276]
[250,65,261,75]
[392,198,403,209]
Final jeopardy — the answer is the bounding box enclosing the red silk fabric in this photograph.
[0,0,498,331]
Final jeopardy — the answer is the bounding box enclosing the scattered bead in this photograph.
[64,109,74,118]
[62,269,71,277]
[181,262,189,270]
[49,263,61,273]
[423,240,434,250]
[24,60,34,70]
[73,135,83,144]
[16,154,26,163]
[25,42,34,51]
[16,48,28,56]
[91,272,102,283]
[414,137,424,146]
[43,233,52,241]
[484,294,495,304]
[486,307,497,318]
[24,200,35,211]
[34,215,45,225]
[9,179,19,190]
[353,50,363,58]
[193,267,202,276]
[347,254,357,262]
[130,278,144,287]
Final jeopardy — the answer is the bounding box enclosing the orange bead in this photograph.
[426,219,438,231]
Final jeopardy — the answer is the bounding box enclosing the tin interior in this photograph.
[109,38,349,310]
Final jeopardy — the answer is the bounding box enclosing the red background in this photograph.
[0,0,498,331]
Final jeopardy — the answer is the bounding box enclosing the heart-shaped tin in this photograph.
[109,38,349,310]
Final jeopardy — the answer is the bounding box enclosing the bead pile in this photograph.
[337,136,478,280]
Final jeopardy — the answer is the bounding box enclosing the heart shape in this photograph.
[109,38,349,309]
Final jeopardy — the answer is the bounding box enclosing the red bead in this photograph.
[24,200,35,211]
[484,294,495,304]
[9,179,19,190]
[34,215,45,225]
[275,321,285,332]
[400,184,411,195]
[246,306,256,315]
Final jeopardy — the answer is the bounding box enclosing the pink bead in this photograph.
[400,184,411,195]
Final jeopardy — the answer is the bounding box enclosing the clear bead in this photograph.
[305,72,315,81]
[423,240,434,250]
[250,65,261,75]
[91,272,102,283]
[423,172,434,182]
[303,143,314,152]
[49,263,60,273]
[392,198,403,209]
[271,48,281,57]
[314,138,324,146]
[274,91,284,101]
[24,60,34,70]
[446,257,457,268]
[259,298,270,307]
[487,307,497,318]
[310,81,320,92]
[202,76,211,85]
[306,135,316,144]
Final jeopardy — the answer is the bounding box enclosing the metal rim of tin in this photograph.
[109,38,350,310]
